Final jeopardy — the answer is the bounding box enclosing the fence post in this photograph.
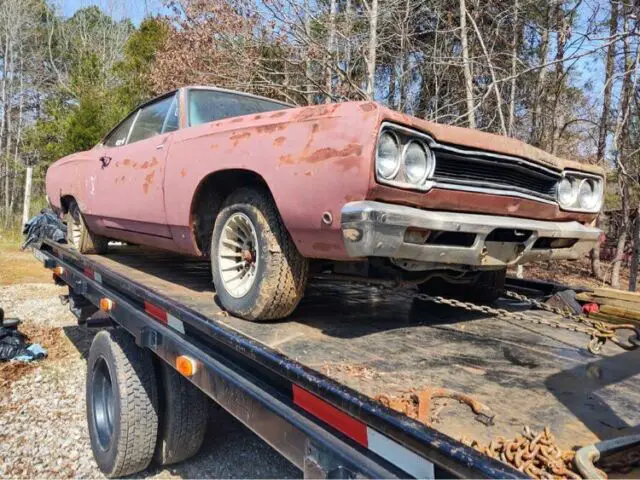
[21,165,33,228]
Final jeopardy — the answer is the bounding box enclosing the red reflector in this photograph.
[144,301,167,324]
[84,267,94,280]
[292,385,368,447]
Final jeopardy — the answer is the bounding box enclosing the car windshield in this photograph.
[188,89,290,127]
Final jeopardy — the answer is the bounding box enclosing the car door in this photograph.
[93,93,179,238]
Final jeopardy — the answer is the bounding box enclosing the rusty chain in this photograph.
[391,287,640,355]
[462,426,581,479]
[503,290,640,353]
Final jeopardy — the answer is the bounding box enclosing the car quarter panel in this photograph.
[46,150,97,214]
[163,102,380,259]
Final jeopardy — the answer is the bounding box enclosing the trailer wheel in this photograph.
[65,200,109,254]
[86,330,158,478]
[418,269,506,304]
[211,187,309,321]
[154,363,208,466]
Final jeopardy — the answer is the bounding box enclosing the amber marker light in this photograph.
[176,355,198,377]
[99,298,114,312]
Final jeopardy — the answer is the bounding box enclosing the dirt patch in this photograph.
[321,362,379,380]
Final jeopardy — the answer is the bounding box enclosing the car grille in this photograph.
[432,149,560,200]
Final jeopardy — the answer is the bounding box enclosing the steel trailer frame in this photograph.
[31,239,524,479]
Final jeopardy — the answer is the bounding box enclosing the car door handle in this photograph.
[99,156,112,168]
[155,144,164,150]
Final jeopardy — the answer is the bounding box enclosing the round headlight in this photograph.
[557,177,578,207]
[403,141,433,184]
[376,132,400,179]
[578,179,600,210]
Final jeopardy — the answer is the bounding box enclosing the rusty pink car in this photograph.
[46,86,603,320]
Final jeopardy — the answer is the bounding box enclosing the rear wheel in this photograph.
[417,269,506,304]
[65,200,109,254]
[211,187,309,321]
[86,330,159,477]
[154,363,208,466]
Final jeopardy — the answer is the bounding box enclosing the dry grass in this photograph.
[0,241,52,286]
[510,257,636,292]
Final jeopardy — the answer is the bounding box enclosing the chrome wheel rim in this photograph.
[217,212,259,298]
[70,216,82,248]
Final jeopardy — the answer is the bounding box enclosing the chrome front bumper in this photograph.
[341,201,601,268]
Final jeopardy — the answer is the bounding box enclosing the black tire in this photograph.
[86,330,159,478]
[154,363,208,466]
[210,187,309,321]
[65,200,109,254]
[418,269,506,304]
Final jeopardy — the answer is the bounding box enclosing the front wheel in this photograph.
[211,187,309,321]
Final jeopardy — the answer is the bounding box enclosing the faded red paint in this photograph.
[46,86,603,261]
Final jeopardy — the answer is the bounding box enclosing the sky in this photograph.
[58,0,162,25]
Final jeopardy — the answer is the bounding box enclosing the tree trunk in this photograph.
[325,0,336,103]
[459,0,475,128]
[365,0,378,100]
[597,2,622,282]
[596,0,618,164]
[304,0,313,105]
[507,0,519,136]
[630,207,639,292]
[529,4,552,147]
[611,231,627,290]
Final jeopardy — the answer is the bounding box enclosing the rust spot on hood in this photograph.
[180,168,187,178]
[360,102,377,112]
[306,144,362,163]
[210,143,219,150]
[273,136,286,147]
[295,104,340,122]
[140,161,149,169]
[150,157,159,167]
[231,117,244,123]
[123,158,132,166]
[271,111,287,118]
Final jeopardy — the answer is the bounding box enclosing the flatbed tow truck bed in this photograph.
[33,240,640,478]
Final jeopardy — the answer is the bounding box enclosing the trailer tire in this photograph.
[86,330,158,478]
[65,200,109,254]
[418,269,506,304]
[154,363,208,466]
[211,187,309,321]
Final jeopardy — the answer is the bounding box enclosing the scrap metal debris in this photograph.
[376,387,495,426]
[461,426,579,479]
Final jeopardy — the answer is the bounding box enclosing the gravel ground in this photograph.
[0,282,300,479]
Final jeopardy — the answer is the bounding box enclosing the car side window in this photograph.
[103,113,136,147]
[162,94,179,134]
[128,94,176,144]
[188,90,289,127]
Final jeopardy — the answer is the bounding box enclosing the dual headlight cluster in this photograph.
[557,174,603,212]
[376,130,435,190]
[375,127,604,213]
